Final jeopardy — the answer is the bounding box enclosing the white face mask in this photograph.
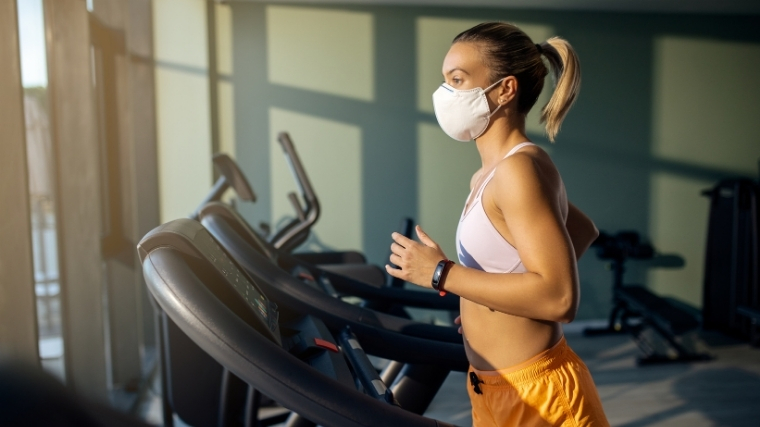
[432,78,505,142]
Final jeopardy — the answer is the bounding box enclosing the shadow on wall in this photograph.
[229,3,760,320]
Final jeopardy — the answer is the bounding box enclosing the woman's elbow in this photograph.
[554,301,578,323]
[551,287,579,323]
[557,308,578,324]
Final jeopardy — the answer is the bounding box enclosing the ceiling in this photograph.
[225,0,760,15]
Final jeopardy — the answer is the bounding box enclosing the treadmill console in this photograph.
[138,218,281,345]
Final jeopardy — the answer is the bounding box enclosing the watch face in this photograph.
[432,260,446,290]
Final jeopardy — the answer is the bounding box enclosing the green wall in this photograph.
[227,2,760,319]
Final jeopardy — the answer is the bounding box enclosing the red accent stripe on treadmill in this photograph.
[313,338,338,353]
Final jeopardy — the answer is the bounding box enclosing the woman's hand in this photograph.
[454,315,462,334]
[385,225,448,289]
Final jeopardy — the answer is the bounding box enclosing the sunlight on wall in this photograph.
[417,17,481,114]
[153,0,211,222]
[269,108,363,251]
[216,3,235,158]
[216,3,233,76]
[153,0,208,69]
[155,68,211,221]
[416,17,554,137]
[266,6,374,101]
[648,172,712,307]
[652,37,760,175]
[417,122,481,260]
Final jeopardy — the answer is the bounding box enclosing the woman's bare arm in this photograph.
[387,154,579,323]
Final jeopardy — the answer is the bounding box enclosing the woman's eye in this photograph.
[452,77,462,85]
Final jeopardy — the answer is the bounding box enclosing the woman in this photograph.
[386,22,608,426]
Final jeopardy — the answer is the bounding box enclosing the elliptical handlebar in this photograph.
[190,153,256,220]
[271,132,321,252]
[278,132,317,207]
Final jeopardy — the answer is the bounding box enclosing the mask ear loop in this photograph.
[488,102,504,118]
[484,77,508,118]
[485,77,507,92]
[472,77,508,140]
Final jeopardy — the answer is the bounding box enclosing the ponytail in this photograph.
[537,37,581,142]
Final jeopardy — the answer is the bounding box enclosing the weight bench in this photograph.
[583,231,713,365]
[615,285,711,365]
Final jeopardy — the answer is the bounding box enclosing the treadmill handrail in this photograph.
[199,211,468,371]
[141,246,457,427]
[338,327,399,405]
[321,269,460,311]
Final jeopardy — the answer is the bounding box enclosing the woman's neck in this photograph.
[475,114,531,170]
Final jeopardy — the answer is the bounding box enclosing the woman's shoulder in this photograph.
[492,145,561,195]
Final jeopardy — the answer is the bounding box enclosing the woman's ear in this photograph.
[498,76,518,105]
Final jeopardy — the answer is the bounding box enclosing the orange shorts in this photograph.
[467,337,609,427]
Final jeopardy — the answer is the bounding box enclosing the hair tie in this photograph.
[535,43,543,54]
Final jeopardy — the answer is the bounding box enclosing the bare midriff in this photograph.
[458,144,568,371]
[460,297,564,371]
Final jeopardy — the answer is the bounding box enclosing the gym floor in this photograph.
[137,325,760,426]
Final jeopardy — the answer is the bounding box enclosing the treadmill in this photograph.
[202,137,454,310]
[198,201,465,415]
[138,219,462,427]
[153,149,457,426]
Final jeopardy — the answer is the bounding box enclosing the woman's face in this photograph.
[442,41,512,115]
[441,42,493,91]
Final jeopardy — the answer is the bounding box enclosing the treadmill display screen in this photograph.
[194,228,280,341]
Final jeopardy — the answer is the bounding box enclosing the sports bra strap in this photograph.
[473,142,535,200]
[505,142,535,157]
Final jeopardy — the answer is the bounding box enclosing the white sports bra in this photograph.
[455,142,535,274]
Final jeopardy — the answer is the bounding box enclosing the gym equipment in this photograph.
[199,202,465,414]
[190,135,357,260]
[189,153,256,221]
[271,131,411,288]
[583,231,712,365]
[200,135,398,286]
[701,178,759,345]
[138,218,461,427]
[188,148,453,314]
[269,132,320,253]
[154,154,275,427]
[200,202,460,316]
[155,145,432,426]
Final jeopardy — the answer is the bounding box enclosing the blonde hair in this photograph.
[538,37,581,142]
[453,23,581,142]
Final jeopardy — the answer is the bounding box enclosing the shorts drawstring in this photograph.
[469,371,484,395]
